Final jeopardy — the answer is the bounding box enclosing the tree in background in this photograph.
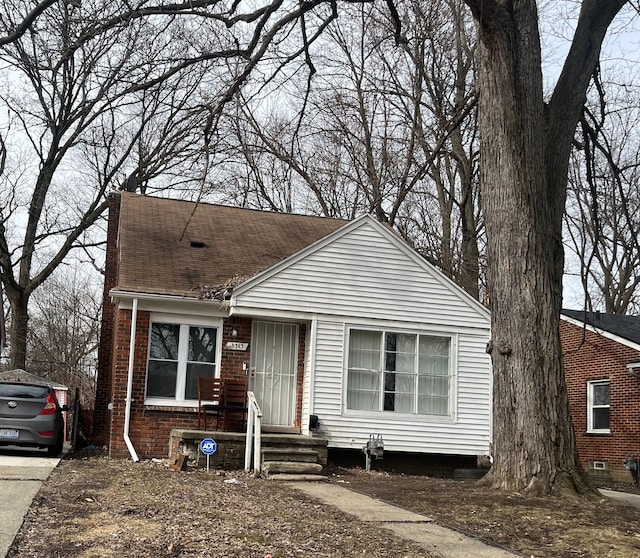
[220,0,483,297]
[26,266,100,407]
[0,1,234,369]
[565,72,640,314]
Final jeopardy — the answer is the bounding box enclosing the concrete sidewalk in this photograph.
[0,451,62,558]
[599,488,640,508]
[290,482,518,558]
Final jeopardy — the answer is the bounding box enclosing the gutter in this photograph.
[124,298,140,462]
[628,362,640,379]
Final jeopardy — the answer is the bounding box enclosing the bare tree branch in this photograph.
[0,0,57,46]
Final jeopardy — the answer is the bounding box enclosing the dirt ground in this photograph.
[7,450,640,558]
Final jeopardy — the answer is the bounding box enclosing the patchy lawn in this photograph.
[336,468,640,558]
[8,451,640,558]
[8,453,430,558]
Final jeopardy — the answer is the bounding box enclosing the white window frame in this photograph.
[144,314,223,407]
[344,326,456,418]
[587,379,610,434]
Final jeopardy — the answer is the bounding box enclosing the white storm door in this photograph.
[250,321,299,426]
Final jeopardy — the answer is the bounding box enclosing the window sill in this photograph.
[144,403,198,413]
[584,431,612,436]
[343,409,455,423]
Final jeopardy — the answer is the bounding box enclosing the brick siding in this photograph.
[107,313,308,460]
[561,320,640,482]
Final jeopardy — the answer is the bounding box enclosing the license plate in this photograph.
[0,429,19,439]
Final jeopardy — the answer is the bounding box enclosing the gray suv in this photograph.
[0,381,66,456]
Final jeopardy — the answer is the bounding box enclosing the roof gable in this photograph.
[561,309,640,349]
[232,215,490,328]
[115,193,348,298]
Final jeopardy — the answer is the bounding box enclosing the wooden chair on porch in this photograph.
[221,378,248,432]
[197,377,223,430]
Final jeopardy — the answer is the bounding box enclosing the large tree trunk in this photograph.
[477,1,582,495]
[464,0,625,495]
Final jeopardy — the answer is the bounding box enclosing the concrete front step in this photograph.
[262,460,324,476]
[261,447,319,463]
[269,473,329,482]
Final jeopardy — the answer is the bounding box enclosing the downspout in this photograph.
[124,298,140,462]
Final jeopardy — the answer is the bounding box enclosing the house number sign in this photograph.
[225,342,249,351]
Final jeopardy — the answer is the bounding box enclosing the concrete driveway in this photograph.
[0,448,62,557]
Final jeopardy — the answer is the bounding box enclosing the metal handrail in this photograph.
[244,391,263,474]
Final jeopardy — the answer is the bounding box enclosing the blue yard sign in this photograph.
[200,437,217,472]
[200,438,217,455]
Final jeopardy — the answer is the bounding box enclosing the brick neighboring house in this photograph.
[94,191,493,464]
[561,310,640,482]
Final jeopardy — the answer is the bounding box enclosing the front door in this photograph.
[250,321,299,427]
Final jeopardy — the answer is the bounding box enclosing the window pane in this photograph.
[349,369,380,391]
[347,369,380,410]
[185,363,216,400]
[0,384,49,398]
[418,393,450,415]
[348,330,382,410]
[146,361,178,398]
[347,329,451,416]
[593,408,610,430]
[149,323,180,360]
[385,372,415,413]
[349,330,382,369]
[418,373,450,415]
[386,333,416,373]
[148,323,180,398]
[418,336,450,376]
[383,371,396,411]
[416,336,450,415]
[593,384,609,406]
[188,327,217,363]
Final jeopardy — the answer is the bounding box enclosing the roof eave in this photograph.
[109,288,224,306]
[561,313,640,352]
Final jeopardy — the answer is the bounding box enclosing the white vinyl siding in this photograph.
[234,220,488,330]
[233,217,491,456]
[301,319,317,434]
[309,320,490,456]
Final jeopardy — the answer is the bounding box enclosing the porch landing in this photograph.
[169,428,328,474]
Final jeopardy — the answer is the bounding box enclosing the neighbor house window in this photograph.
[146,318,220,404]
[346,329,452,416]
[587,380,610,433]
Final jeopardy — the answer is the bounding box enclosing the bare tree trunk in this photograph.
[459,173,480,299]
[476,4,580,494]
[464,0,625,494]
[7,289,29,370]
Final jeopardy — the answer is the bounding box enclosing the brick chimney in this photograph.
[92,192,121,447]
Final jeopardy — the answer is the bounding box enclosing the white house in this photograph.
[95,192,492,466]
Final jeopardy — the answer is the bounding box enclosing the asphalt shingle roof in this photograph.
[562,309,640,346]
[116,193,349,299]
